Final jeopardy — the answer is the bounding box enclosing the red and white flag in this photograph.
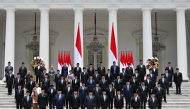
[130,51,134,68]
[67,52,72,72]
[74,23,82,67]
[58,51,62,71]
[120,51,124,72]
[123,51,127,68]
[110,23,117,64]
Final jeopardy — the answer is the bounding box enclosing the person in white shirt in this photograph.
[32,83,41,109]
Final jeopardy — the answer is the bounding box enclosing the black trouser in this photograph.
[125,97,131,109]
[157,98,162,109]
[80,98,85,109]
[163,89,166,101]
[7,84,12,94]
[95,98,100,109]
[49,99,55,109]
[40,107,46,109]
[113,74,117,80]
[140,75,144,82]
[56,83,59,91]
[36,75,41,83]
[176,83,181,94]
[108,98,113,109]
[16,100,22,109]
[72,108,79,109]
[29,89,32,96]
[148,89,152,98]
[166,87,169,94]
[66,98,70,109]
[140,98,147,109]
[115,108,122,109]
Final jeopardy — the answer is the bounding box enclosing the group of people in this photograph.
[4,60,183,109]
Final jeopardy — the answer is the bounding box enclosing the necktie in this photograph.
[114,66,116,74]
[18,89,20,93]
[177,73,179,76]
[42,94,44,97]
[57,74,59,78]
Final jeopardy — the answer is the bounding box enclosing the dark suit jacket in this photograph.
[106,87,115,99]
[114,79,123,90]
[15,89,24,101]
[93,74,101,83]
[138,86,148,99]
[48,88,57,100]
[65,87,73,99]
[99,80,108,91]
[131,97,140,109]
[136,64,146,76]
[27,81,35,91]
[174,72,183,84]
[61,66,68,76]
[145,79,153,90]
[70,95,80,108]
[54,94,65,108]
[130,79,139,91]
[134,73,141,82]
[85,96,96,108]
[158,78,169,89]
[100,95,109,108]
[125,67,133,78]
[93,87,102,100]
[14,78,24,89]
[110,65,120,75]
[105,73,113,83]
[120,72,128,84]
[152,67,158,76]
[34,66,43,76]
[153,87,164,99]
[164,73,172,83]
[123,85,133,98]
[74,67,82,78]
[98,66,106,76]
[87,67,95,76]
[114,95,124,108]
[25,74,32,83]
[58,79,66,94]
[72,79,80,90]
[19,66,27,78]
[40,73,49,82]
[79,87,88,99]
[81,72,89,83]
[149,73,156,84]
[38,93,48,107]
[22,96,33,108]
[148,97,158,109]
[54,74,61,84]
[87,79,95,92]
[5,66,13,75]
[6,74,14,85]
[41,78,50,89]
[165,66,174,75]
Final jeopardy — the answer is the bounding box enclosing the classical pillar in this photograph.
[3,7,15,79]
[176,7,189,80]
[73,7,84,68]
[107,7,118,68]
[39,7,49,70]
[142,7,152,65]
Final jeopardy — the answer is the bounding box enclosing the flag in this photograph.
[120,51,124,72]
[130,51,134,68]
[123,51,126,68]
[58,51,62,72]
[62,51,66,64]
[68,52,72,72]
[110,23,117,64]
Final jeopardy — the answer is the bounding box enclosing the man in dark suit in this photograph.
[136,60,146,82]
[165,62,174,87]
[152,64,158,82]
[98,62,106,77]
[6,69,14,95]
[145,74,153,98]
[26,76,35,96]
[114,75,123,93]
[54,90,65,109]
[38,89,48,109]
[79,82,88,109]
[14,73,24,89]
[134,69,141,82]
[55,70,61,90]
[93,70,101,83]
[25,71,32,85]
[41,74,50,93]
[40,68,49,82]
[65,83,73,109]
[138,81,148,109]
[34,62,43,83]
[130,74,139,94]
[74,63,82,79]
[85,91,96,109]
[164,69,172,95]
[148,92,158,109]
[81,67,89,85]
[100,75,108,91]
[48,85,57,109]
[125,62,133,80]
[105,69,113,84]
[61,63,68,78]
[114,90,124,109]
[58,75,66,94]
[87,76,95,92]
[110,61,120,80]
[149,69,156,88]
[174,68,183,94]
[87,64,95,76]
[123,81,133,109]
[5,61,13,87]
[22,91,33,109]
[100,90,109,109]
[131,91,140,109]
[70,90,80,109]
[93,83,102,109]
[19,62,27,84]
[107,83,115,109]
[153,83,164,109]
[15,85,24,109]
[72,75,80,91]
[120,68,128,84]
[158,74,168,103]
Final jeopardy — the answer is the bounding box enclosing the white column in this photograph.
[142,7,152,65]
[107,7,118,68]
[176,7,189,81]
[39,7,49,70]
[73,7,84,68]
[3,7,15,79]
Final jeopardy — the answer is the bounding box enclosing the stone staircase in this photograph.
[0,81,189,109]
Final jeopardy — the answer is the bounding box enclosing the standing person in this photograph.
[74,63,82,79]
[105,69,113,84]
[32,83,41,109]
[79,82,88,109]
[34,62,43,83]
[130,74,139,94]
[19,62,27,85]
[136,60,146,82]
[72,75,80,91]
[125,62,133,80]
[87,64,95,76]
[87,76,95,92]
[120,68,128,84]
[114,90,124,109]
[26,76,35,96]
[131,91,141,109]
[48,85,57,109]
[38,88,48,109]
[61,63,68,78]
[54,70,61,91]
[134,69,141,82]
[41,74,50,93]
[165,62,174,87]
[174,68,183,95]
[145,74,153,98]
[99,75,108,91]
[107,83,115,109]
[67,70,74,84]
[153,83,164,109]
[110,61,120,80]
[5,62,13,88]
[138,81,148,109]
[81,67,89,85]
[58,75,66,94]
[93,70,101,83]
[114,75,123,93]
[70,90,80,109]
[100,90,109,109]
[85,91,96,109]
[123,81,133,109]
[49,66,56,85]
[25,71,33,86]
[98,62,106,77]
[93,83,102,109]
[54,89,65,109]
[15,85,24,109]
[14,73,24,90]
[22,91,33,109]
[65,83,73,109]
[152,64,158,82]
[6,69,14,95]
[149,69,156,88]
[164,69,172,95]
[148,92,158,109]
[40,69,49,83]
[158,74,168,103]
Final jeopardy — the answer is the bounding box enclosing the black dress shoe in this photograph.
[167,93,170,95]
[165,101,167,103]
